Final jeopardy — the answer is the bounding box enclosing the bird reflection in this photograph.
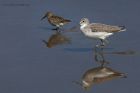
[94,47,135,66]
[94,46,109,66]
[42,31,71,48]
[81,66,126,90]
[73,46,131,90]
[74,66,127,90]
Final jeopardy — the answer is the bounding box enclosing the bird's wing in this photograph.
[49,16,64,23]
[50,16,71,24]
[90,23,122,32]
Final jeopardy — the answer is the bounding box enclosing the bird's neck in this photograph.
[80,24,88,29]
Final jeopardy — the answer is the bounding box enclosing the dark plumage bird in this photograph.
[41,11,71,30]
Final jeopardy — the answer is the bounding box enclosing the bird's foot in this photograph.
[99,39,109,48]
[95,44,105,49]
[52,28,59,30]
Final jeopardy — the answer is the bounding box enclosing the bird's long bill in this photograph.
[79,21,83,25]
[72,80,91,90]
[42,40,51,48]
[41,14,47,20]
[72,80,82,86]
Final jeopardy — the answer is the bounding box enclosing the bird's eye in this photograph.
[83,21,84,22]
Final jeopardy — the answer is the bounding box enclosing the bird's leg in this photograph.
[104,39,109,45]
[96,40,104,48]
[100,51,106,67]
[94,44,109,67]
[52,27,59,31]
[98,47,109,67]
[100,39,109,47]
[99,39,105,48]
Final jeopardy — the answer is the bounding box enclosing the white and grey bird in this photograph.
[80,18,126,46]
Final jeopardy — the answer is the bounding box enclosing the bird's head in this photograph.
[80,18,90,27]
[46,11,53,18]
[82,80,92,90]
[41,11,53,20]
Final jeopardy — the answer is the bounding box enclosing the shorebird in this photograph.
[41,11,71,30]
[80,18,126,46]
[81,66,127,90]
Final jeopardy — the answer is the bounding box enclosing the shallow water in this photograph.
[0,0,140,93]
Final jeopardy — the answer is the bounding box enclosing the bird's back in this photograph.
[90,23,126,33]
[48,15,71,26]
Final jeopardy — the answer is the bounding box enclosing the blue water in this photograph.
[0,0,140,93]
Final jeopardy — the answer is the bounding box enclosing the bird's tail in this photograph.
[115,72,127,78]
[64,19,71,23]
[119,26,126,31]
